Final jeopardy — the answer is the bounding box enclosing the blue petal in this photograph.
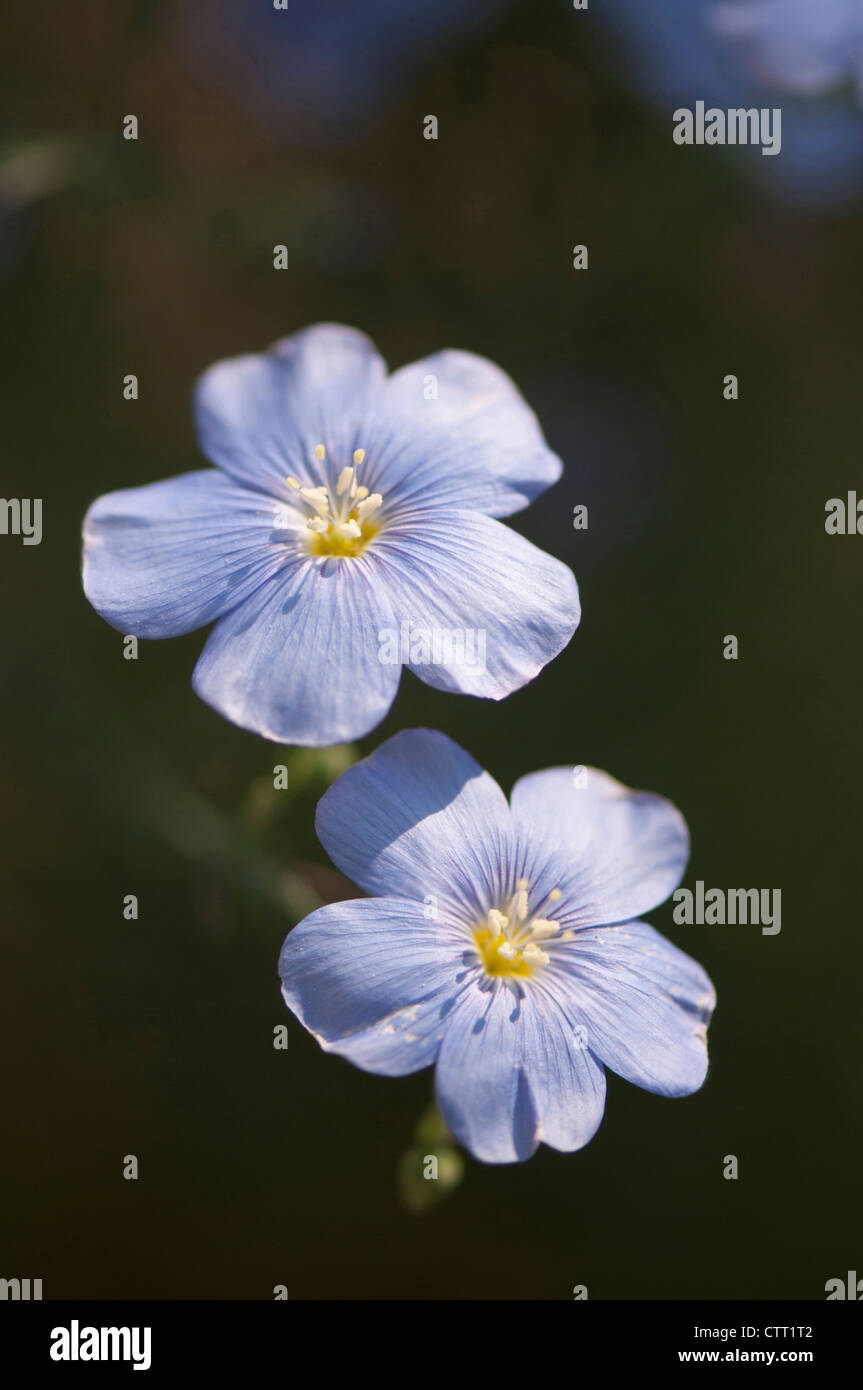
[373,510,580,697]
[511,766,689,928]
[315,728,516,917]
[519,986,607,1154]
[279,897,469,1076]
[82,470,289,638]
[191,553,400,744]
[194,329,565,522]
[434,980,538,1164]
[710,0,860,96]
[434,978,607,1163]
[547,921,716,1097]
[194,324,388,497]
[363,350,562,518]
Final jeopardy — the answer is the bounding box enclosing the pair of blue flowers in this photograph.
[83,324,715,1164]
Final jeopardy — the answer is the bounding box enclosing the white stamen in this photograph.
[475,876,564,976]
[300,486,330,515]
[283,445,379,554]
[356,493,383,521]
[529,919,560,940]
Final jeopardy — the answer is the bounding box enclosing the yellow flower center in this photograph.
[286,444,383,558]
[472,880,569,978]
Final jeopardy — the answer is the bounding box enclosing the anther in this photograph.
[300,486,330,516]
[487,909,509,935]
[528,919,560,941]
[356,493,383,521]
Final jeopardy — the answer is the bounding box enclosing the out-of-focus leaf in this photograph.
[397,1101,465,1213]
[397,1144,465,1215]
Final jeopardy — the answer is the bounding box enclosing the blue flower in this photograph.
[279,729,716,1164]
[596,0,863,204]
[711,0,863,100]
[82,325,579,746]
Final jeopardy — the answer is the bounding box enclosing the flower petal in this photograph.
[511,766,689,928]
[373,510,580,698]
[548,921,716,1097]
[191,553,400,744]
[279,897,468,1076]
[519,988,607,1153]
[82,470,290,638]
[434,980,539,1164]
[315,728,515,917]
[434,977,607,1163]
[362,349,562,518]
[194,324,388,497]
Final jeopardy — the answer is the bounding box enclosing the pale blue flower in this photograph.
[280,729,716,1164]
[596,0,863,203]
[82,325,579,746]
[711,0,863,100]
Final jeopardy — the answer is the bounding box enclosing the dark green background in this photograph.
[1,1,860,1298]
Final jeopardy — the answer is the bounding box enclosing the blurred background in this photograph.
[1,0,861,1299]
